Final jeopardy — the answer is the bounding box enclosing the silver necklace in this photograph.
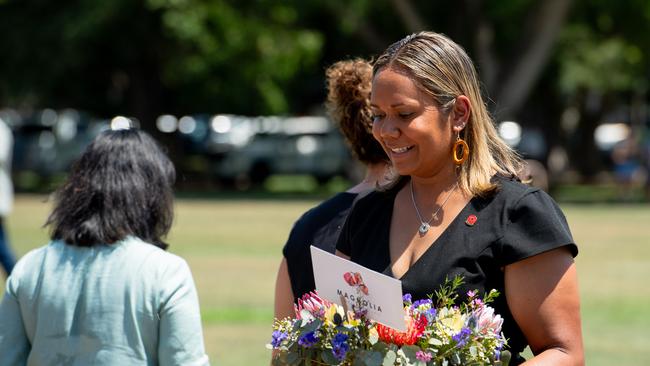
[410,180,458,235]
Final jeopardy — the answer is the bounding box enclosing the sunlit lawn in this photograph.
[4,194,650,365]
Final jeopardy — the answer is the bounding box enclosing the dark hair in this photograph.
[325,59,388,165]
[45,129,175,249]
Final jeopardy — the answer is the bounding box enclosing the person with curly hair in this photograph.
[274,59,390,319]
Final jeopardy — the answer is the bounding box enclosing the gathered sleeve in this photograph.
[158,258,210,366]
[498,189,578,266]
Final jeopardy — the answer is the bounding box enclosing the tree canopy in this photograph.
[1,0,648,178]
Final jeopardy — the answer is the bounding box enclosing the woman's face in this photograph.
[370,68,454,178]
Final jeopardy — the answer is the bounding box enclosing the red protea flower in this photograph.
[376,311,427,346]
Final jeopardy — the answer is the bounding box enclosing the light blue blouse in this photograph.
[0,237,210,365]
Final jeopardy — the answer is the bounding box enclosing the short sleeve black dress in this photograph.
[283,192,358,301]
[336,176,578,364]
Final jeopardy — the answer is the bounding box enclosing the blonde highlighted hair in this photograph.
[373,31,521,196]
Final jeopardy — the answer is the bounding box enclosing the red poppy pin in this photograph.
[465,214,477,226]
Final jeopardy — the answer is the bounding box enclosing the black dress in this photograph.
[283,192,358,301]
[336,176,578,364]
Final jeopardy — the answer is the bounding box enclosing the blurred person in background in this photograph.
[336,32,583,365]
[611,136,644,201]
[518,159,549,192]
[274,59,390,319]
[0,117,16,277]
[0,129,209,365]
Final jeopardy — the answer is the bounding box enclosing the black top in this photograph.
[283,192,358,301]
[336,176,578,364]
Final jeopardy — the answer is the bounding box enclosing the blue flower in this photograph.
[271,330,288,348]
[298,331,318,347]
[494,339,504,359]
[452,327,472,347]
[402,294,412,304]
[331,333,350,361]
[424,308,437,322]
[411,298,433,310]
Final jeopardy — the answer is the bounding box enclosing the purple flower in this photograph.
[353,306,368,320]
[416,350,433,362]
[271,330,288,348]
[495,338,504,360]
[298,331,318,347]
[411,299,433,310]
[452,327,472,348]
[402,293,412,304]
[331,333,350,361]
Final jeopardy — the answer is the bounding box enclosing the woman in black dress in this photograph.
[274,59,390,319]
[336,32,583,365]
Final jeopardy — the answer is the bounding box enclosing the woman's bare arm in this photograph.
[505,247,584,366]
[273,258,295,320]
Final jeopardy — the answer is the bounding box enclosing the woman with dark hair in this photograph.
[274,59,390,319]
[0,129,209,365]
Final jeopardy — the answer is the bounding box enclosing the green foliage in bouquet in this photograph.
[269,276,511,366]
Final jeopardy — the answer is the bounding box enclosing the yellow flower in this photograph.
[437,307,466,336]
[368,327,379,342]
[344,315,361,327]
[323,304,345,326]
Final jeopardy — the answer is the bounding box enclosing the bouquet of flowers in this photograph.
[268,276,510,366]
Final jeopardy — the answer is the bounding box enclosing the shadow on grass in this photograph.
[179,176,650,205]
[176,174,353,201]
[550,184,648,205]
[23,171,650,205]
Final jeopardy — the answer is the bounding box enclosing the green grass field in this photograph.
[3,195,650,365]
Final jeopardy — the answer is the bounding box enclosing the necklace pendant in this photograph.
[418,222,430,235]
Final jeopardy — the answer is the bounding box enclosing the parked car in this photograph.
[192,115,358,186]
[3,108,108,190]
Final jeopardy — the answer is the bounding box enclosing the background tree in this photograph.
[1,0,648,182]
[553,0,649,179]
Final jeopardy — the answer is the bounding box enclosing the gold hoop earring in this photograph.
[453,132,469,165]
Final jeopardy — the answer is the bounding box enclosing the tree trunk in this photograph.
[495,0,573,120]
[326,4,387,52]
[390,0,426,33]
[574,90,604,180]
